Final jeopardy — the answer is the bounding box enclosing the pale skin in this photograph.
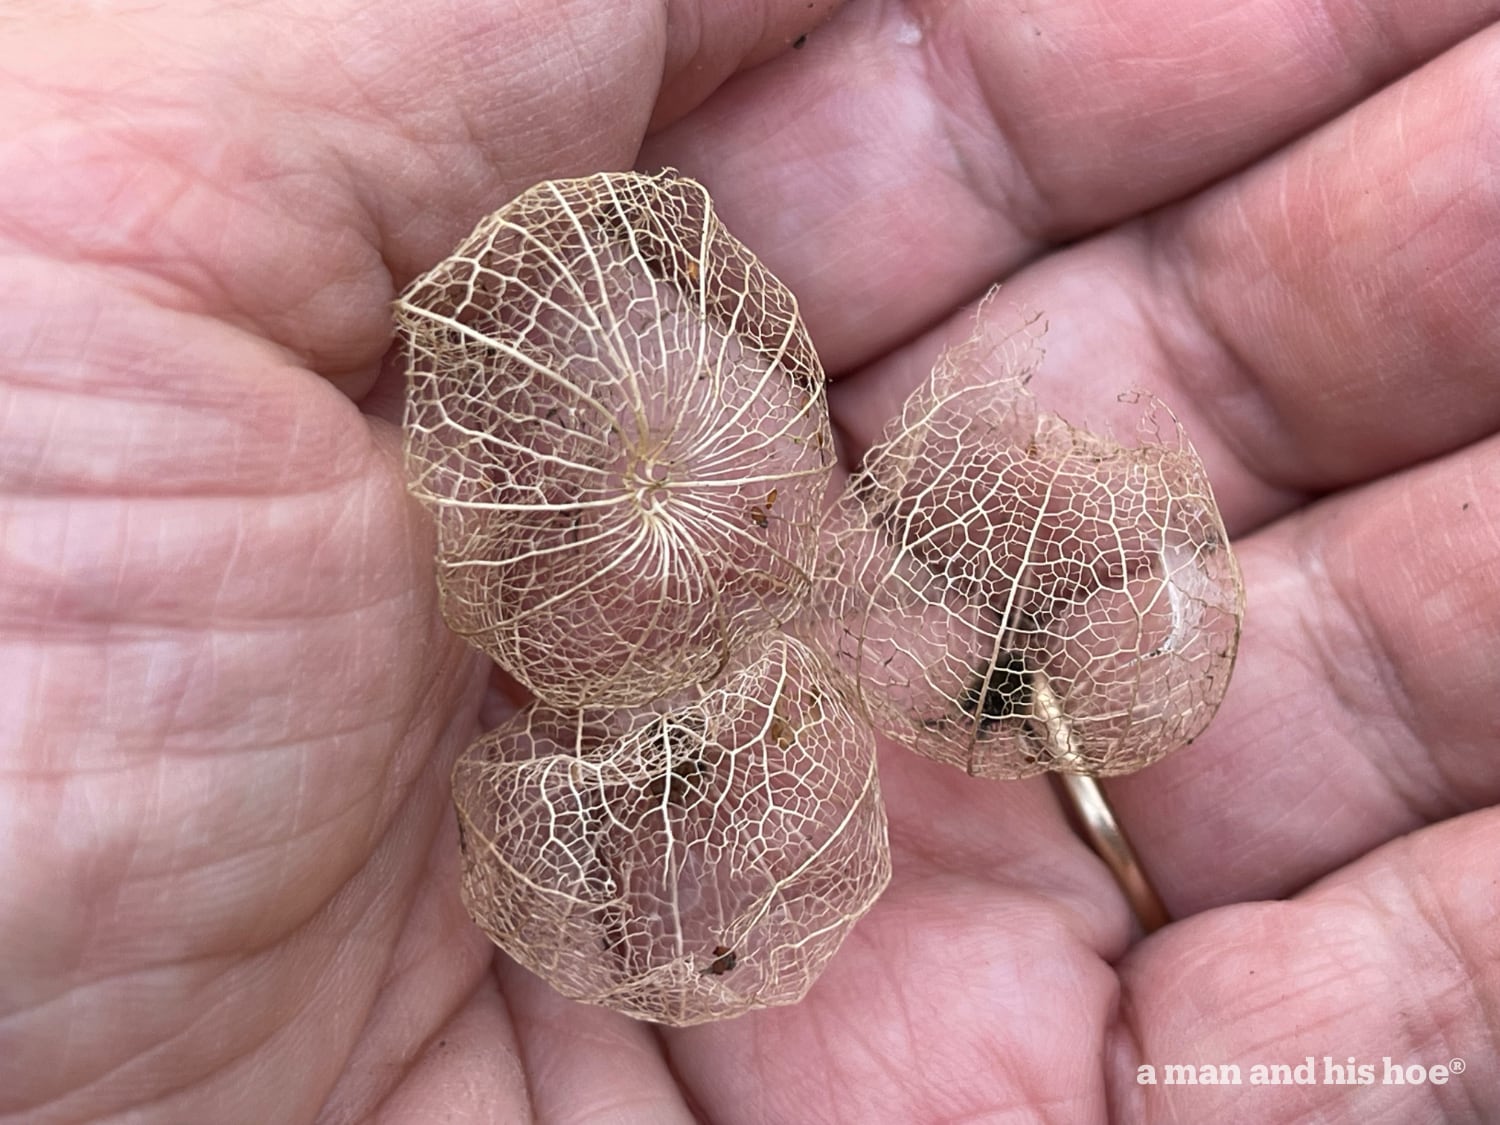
[2,0,1498,1121]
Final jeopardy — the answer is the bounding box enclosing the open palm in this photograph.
[3,2,1497,1122]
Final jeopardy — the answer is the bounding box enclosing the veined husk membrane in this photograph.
[451,634,889,1026]
[402,169,1243,1027]
[397,170,833,710]
[809,317,1245,778]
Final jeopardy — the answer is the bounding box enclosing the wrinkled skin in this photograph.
[2,1,1498,1122]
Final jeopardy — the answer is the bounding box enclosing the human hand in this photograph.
[3,2,1497,1123]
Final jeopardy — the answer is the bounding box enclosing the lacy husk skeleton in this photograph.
[396,169,1244,1025]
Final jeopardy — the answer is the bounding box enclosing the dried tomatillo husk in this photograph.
[815,315,1245,778]
[398,170,833,709]
[451,635,890,1026]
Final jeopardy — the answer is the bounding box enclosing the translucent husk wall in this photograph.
[395,170,1243,1026]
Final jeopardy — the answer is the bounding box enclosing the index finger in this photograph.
[0,0,841,391]
[643,0,1499,371]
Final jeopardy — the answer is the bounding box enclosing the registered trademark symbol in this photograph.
[1450,1058,1466,1074]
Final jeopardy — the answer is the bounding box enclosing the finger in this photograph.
[876,744,1130,920]
[0,0,838,390]
[359,989,530,1125]
[493,958,703,1125]
[661,810,1129,1125]
[0,279,487,1116]
[311,822,525,1124]
[643,0,1500,370]
[1109,430,1500,914]
[649,728,1138,1119]
[651,0,845,129]
[831,22,1500,532]
[1109,811,1500,1122]
[820,27,1500,912]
